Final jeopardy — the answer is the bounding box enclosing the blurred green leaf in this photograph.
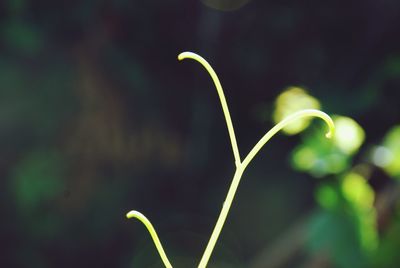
[291,115,365,177]
[307,209,367,268]
[371,125,400,179]
[341,172,377,253]
[308,171,378,268]
[315,184,339,210]
[371,215,400,267]
[12,150,65,213]
[1,19,44,56]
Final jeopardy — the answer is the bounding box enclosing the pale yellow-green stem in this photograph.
[241,109,334,171]
[178,52,242,167]
[126,211,173,268]
[198,109,334,268]
[126,51,335,268]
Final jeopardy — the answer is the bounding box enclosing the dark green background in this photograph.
[1,0,400,267]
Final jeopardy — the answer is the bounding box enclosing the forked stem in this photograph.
[198,109,333,268]
[127,52,335,268]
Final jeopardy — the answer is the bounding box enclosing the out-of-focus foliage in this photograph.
[12,150,65,213]
[281,89,399,267]
[291,114,365,177]
[309,171,378,268]
[273,86,321,135]
[372,214,400,267]
[371,125,400,179]
[289,113,374,267]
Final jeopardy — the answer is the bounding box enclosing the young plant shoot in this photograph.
[126,52,335,268]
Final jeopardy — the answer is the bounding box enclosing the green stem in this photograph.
[178,52,242,167]
[126,211,173,268]
[126,52,335,268]
[198,109,333,268]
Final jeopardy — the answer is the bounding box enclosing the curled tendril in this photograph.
[126,211,173,268]
[127,52,335,268]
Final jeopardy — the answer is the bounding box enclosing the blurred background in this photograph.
[1,0,400,267]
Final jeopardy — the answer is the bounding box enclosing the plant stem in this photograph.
[178,52,242,167]
[127,52,335,268]
[126,211,173,268]
[198,109,333,268]
[198,167,244,268]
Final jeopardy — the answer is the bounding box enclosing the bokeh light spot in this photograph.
[371,145,393,168]
[332,116,365,155]
[379,125,400,178]
[341,173,374,210]
[273,86,321,135]
[341,172,378,252]
[292,147,317,171]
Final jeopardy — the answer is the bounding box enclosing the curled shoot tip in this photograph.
[177,51,241,166]
[177,52,193,61]
[299,109,335,139]
[242,109,334,169]
[290,109,334,138]
[126,210,173,268]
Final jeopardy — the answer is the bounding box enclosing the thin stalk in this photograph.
[198,109,334,268]
[126,211,173,268]
[178,52,241,167]
[242,109,334,170]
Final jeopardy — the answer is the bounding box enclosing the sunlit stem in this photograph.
[198,109,334,268]
[178,52,241,167]
[127,52,335,268]
[242,109,334,170]
[126,211,173,268]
